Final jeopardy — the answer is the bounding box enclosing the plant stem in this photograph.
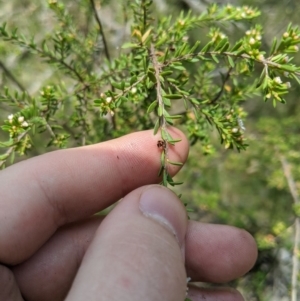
[165,51,300,77]
[150,44,166,129]
[210,66,233,104]
[150,43,169,182]
[90,0,111,62]
[89,0,118,129]
[0,60,26,91]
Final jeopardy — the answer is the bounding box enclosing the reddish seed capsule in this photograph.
[157,140,166,148]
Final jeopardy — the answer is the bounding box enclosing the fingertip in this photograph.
[185,222,258,283]
[139,185,188,249]
[65,185,188,301]
[0,128,189,265]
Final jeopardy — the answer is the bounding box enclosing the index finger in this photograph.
[0,127,189,265]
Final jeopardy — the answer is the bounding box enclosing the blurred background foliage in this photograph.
[1,1,300,300]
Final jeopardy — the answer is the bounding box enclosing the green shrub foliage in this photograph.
[0,1,300,183]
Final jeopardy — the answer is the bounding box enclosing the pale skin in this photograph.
[0,127,257,301]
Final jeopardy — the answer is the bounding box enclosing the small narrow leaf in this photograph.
[164,94,182,99]
[168,138,182,144]
[270,37,277,55]
[141,28,152,43]
[167,160,183,166]
[153,119,160,135]
[160,151,165,166]
[158,165,164,177]
[157,106,163,117]
[211,54,219,63]
[147,100,157,114]
[121,42,138,49]
[228,56,235,68]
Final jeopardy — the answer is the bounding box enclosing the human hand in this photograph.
[0,127,257,301]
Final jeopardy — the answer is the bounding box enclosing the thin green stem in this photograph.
[150,43,169,183]
[165,51,300,76]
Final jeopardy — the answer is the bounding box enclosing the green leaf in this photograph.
[0,153,9,161]
[167,160,183,166]
[164,94,182,99]
[147,70,156,83]
[160,70,173,76]
[228,56,235,68]
[1,125,11,131]
[130,75,137,85]
[215,38,228,52]
[158,164,164,177]
[190,98,200,105]
[162,170,168,186]
[0,140,14,147]
[111,81,124,90]
[200,41,213,52]
[270,37,277,55]
[172,65,186,71]
[279,64,298,72]
[230,40,243,52]
[121,42,138,49]
[189,40,201,54]
[291,73,300,85]
[157,106,163,117]
[167,138,182,145]
[211,54,219,63]
[166,174,183,186]
[153,119,160,135]
[163,97,171,107]
[166,114,182,120]
[147,100,157,114]
[160,151,165,166]
[161,128,168,140]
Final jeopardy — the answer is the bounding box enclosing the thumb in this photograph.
[65,185,188,301]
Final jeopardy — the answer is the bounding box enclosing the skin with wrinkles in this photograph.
[0,128,257,301]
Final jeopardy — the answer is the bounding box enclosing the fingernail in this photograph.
[139,186,186,247]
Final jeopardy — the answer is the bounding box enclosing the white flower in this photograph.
[283,32,289,38]
[131,87,137,94]
[232,128,239,133]
[257,54,265,61]
[286,82,291,88]
[106,97,112,103]
[18,116,24,123]
[8,114,14,123]
[274,77,282,84]
[21,121,29,128]
[249,38,256,45]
